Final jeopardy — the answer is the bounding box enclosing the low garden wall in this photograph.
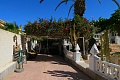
[63,39,112,80]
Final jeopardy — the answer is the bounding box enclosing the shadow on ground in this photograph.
[28,54,93,80]
[28,54,68,65]
[43,70,92,80]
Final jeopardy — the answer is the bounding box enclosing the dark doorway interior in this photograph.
[40,38,61,55]
[77,38,84,53]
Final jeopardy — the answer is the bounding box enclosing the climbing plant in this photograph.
[24,18,71,38]
[24,17,93,38]
[24,16,94,52]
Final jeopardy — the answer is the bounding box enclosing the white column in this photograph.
[63,39,67,46]
[74,44,84,63]
[89,44,99,71]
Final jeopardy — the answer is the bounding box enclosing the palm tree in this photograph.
[74,0,85,16]
[40,0,100,49]
[40,0,101,17]
[55,0,86,16]
[3,22,19,34]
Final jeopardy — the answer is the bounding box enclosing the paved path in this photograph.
[6,54,93,80]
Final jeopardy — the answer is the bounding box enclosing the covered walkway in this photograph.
[5,54,93,80]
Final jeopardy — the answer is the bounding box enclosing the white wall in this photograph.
[0,29,21,68]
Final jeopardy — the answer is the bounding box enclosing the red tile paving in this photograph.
[5,54,93,80]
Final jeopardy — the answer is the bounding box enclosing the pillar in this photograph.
[89,44,99,71]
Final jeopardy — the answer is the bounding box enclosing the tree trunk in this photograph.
[74,0,86,16]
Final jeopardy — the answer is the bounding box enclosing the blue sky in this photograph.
[0,0,119,27]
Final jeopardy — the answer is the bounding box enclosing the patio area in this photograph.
[5,54,93,80]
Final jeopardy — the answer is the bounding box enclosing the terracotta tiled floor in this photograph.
[6,54,93,80]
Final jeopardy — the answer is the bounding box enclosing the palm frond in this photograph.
[112,0,120,9]
[68,4,74,17]
[98,0,101,4]
[55,0,69,11]
[40,0,44,3]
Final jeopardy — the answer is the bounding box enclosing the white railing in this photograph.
[63,39,83,63]
[89,44,120,80]
[66,51,74,60]
[96,60,120,80]
[63,46,74,60]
